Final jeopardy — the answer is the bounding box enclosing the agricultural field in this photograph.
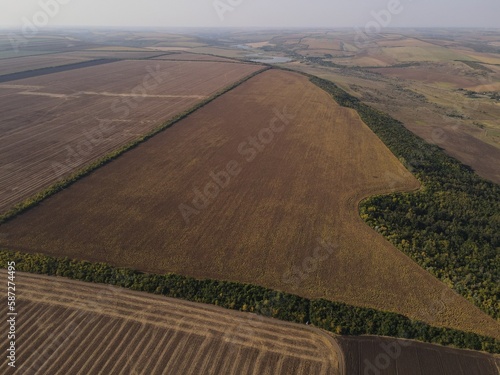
[2,69,499,339]
[255,30,500,184]
[0,59,263,213]
[0,54,94,76]
[1,271,342,374]
[61,50,169,60]
[152,52,240,62]
[338,336,500,375]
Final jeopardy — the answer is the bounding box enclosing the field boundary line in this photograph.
[0,66,269,225]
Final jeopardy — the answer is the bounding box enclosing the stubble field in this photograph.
[1,69,498,338]
[2,271,341,375]
[0,59,263,213]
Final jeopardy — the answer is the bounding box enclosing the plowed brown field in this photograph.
[0,59,263,213]
[338,336,500,375]
[1,69,499,339]
[1,271,341,374]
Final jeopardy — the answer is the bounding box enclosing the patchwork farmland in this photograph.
[1,69,498,339]
[0,59,263,213]
[2,271,342,375]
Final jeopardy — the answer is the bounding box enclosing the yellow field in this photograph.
[302,38,343,51]
[3,271,341,374]
[381,46,473,62]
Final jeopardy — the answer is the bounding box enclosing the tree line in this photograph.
[310,76,500,321]
[1,250,498,354]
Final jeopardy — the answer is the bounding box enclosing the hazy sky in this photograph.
[1,0,499,29]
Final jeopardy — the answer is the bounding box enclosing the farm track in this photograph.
[2,271,342,374]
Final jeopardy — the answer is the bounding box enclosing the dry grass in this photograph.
[1,69,498,338]
[369,62,482,87]
[380,46,472,63]
[2,271,341,374]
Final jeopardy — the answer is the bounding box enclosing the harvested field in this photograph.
[369,62,482,87]
[338,336,500,375]
[191,47,249,58]
[0,59,263,213]
[1,271,342,374]
[0,54,92,76]
[374,38,438,48]
[302,38,343,51]
[152,52,239,62]
[62,50,169,60]
[1,69,498,339]
[0,59,116,83]
[381,46,472,63]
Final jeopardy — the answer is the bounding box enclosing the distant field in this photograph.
[0,54,92,76]
[3,271,341,374]
[0,50,59,59]
[368,62,482,87]
[154,52,237,62]
[338,336,500,375]
[302,38,343,51]
[62,50,168,60]
[281,30,500,183]
[379,46,474,63]
[0,59,263,213]
[152,52,238,62]
[2,69,498,339]
[191,46,250,58]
